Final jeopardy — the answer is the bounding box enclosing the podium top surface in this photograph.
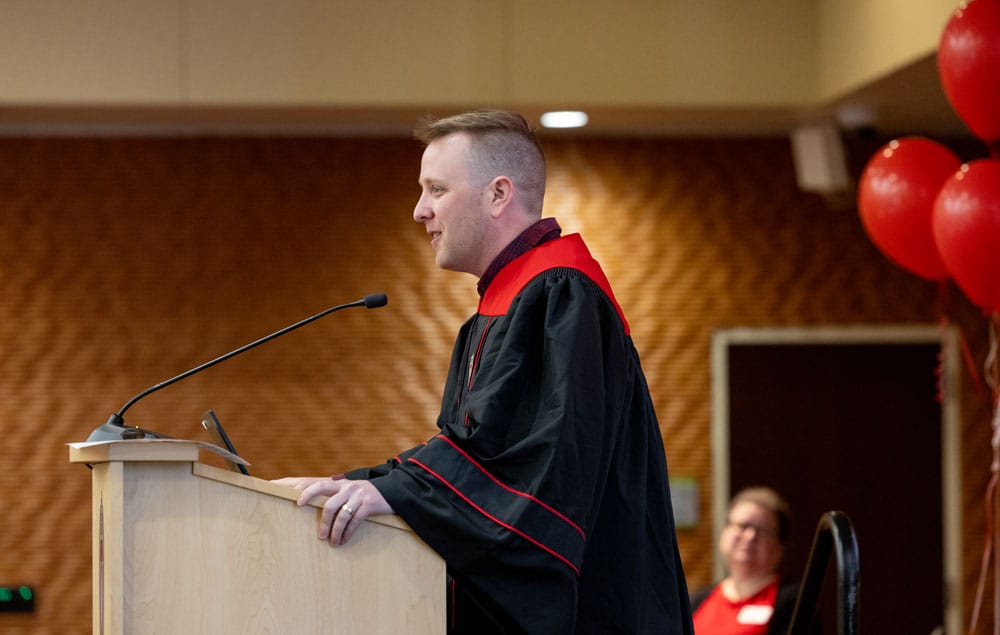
[68,438,248,465]
[69,438,204,463]
[69,438,413,533]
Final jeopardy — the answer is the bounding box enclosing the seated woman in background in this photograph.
[691,487,801,634]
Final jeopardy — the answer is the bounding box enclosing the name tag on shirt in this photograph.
[737,604,774,625]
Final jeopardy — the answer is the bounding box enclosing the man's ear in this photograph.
[488,176,514,216]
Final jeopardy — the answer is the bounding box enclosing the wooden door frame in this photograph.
[710,324,961,635]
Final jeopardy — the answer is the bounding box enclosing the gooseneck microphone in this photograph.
[86,293,388,442]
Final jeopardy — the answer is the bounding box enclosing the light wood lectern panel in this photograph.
[70,440,445,634]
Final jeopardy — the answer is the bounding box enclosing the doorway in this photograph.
[711,325,961,634]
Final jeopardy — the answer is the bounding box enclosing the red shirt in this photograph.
[692,579,780,634]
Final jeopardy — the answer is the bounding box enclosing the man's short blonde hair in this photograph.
[415,109,546,216]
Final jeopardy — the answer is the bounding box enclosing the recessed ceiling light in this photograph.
[540,111,589,129]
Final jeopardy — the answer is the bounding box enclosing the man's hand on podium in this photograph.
[272,476,394,546]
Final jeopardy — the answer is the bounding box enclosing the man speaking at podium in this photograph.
[274,110,693,634]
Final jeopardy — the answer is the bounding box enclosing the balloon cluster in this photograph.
[857,0,1000,314]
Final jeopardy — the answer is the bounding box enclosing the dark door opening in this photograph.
[712,327,959,634]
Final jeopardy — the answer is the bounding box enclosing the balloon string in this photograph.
[936,282,950,404]
[951,319,992,406]
[937,282,991,406]
[986,318,1000,635]
[968,390,999,635]
[968,315,1000,635]
[969,468,996,635]
[988,315,1000,405]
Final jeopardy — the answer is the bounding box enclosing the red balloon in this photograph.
[933,159,1000,312]
[938,0,1000,142]
[857,137,959,280]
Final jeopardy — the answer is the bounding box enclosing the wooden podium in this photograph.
[70,440,446,634]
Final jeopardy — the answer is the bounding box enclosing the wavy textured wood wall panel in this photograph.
[0,136,990,632]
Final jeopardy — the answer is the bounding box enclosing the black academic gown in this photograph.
[346,234,693,634]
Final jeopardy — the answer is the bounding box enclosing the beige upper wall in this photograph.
[184,1,508,105]
[503,0,816,106]
[0,0,957,109]
[0,1,182,102]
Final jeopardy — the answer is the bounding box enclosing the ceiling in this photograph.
[814,53,969,139]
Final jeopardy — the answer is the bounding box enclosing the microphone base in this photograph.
[85,422,166,442]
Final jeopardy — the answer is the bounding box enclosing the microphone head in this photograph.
[364,293,388,309]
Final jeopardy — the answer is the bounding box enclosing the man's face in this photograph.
[413,133,493,276]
